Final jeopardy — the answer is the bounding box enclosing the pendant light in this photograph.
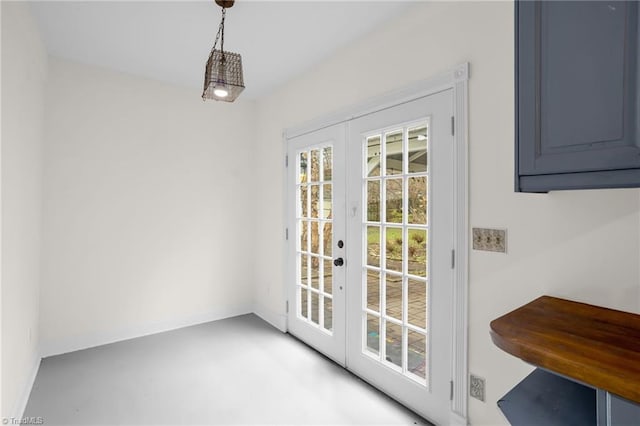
[202,0,245,102]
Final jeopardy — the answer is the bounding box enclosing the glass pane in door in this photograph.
[296,146,334,333]
[361,123,430,384]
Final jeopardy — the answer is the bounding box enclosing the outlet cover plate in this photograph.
[470,374,486,402]
[472,228,507,253]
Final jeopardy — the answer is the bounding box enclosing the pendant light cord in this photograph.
[220,8,225,56]
[209,7,226,58]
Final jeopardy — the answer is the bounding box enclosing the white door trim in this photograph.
[283,63,469,424]
[451,64,469,425]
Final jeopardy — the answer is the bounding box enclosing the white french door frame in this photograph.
[282,63,469,424]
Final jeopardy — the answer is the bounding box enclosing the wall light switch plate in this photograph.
[472,228,507,253]
[470,374,486,402]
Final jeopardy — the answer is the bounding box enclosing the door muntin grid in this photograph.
[361,122,430,386]
[297,144,334,334]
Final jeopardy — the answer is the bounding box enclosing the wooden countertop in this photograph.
[490,296,640,404]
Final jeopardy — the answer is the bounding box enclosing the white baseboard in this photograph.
[253,303,287,332]
[449,410,468,426]
[41,305,253,358]
[10,352,41,421]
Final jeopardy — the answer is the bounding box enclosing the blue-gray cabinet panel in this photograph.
[497,370,640,426]
[516,1,640,192]
[497,368,597,426]
[609,394,640,426]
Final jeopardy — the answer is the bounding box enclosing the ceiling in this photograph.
[30,1,413,99]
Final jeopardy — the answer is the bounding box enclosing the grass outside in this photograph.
[366,226,427,277]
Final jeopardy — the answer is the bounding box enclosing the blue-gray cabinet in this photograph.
[497,368,640,426]
[498,369,596,426]
[516,0,640,192]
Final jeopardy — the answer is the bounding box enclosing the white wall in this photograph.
[1,2,47,419]
[40,58,256,356]
[253,2,640,425]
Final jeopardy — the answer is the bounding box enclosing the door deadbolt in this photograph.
[337,240,344,248]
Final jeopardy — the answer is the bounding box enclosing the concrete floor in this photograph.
[25,314,430,425]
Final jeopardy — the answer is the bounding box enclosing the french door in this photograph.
[287,89,455,424]
[345,89,454,425]
[286,124,347,365]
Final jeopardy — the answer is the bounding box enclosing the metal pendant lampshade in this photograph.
[202,0,245,102]
[203,50,244,102]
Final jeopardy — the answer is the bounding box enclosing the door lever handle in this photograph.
[333,257,344,267]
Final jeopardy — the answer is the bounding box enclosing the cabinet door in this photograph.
[517,1,640,192]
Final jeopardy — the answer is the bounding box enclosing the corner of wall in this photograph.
[9,355,41,422]
[253,302,287,333]
[1,1,47,420]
